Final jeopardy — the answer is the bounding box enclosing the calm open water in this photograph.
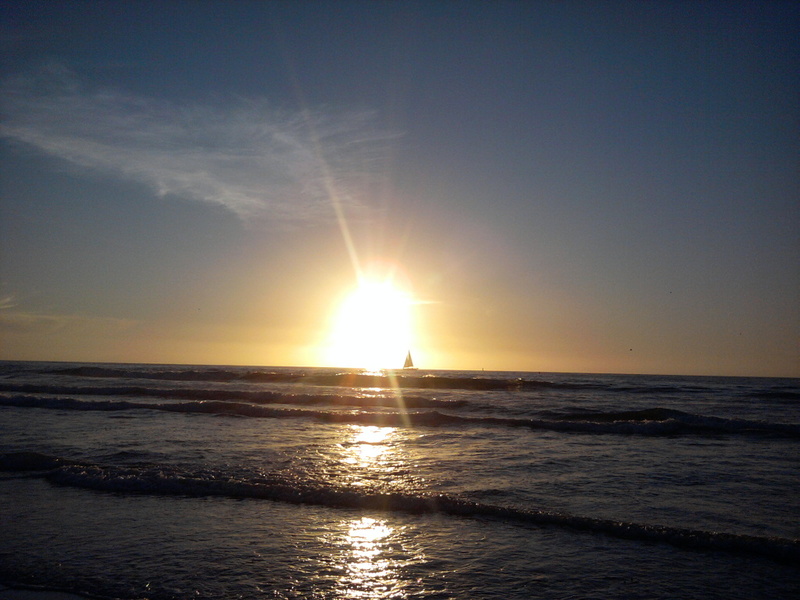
[1,361,798,599]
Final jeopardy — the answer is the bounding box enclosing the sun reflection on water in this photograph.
[327,515,413,599]
[345,517,396,595]
[328,423,420,494]
[320,425,428,598]
[344,425,395,469]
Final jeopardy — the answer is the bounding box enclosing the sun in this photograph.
[323,271,414,370]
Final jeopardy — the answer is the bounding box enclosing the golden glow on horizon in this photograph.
[323,273,414,370]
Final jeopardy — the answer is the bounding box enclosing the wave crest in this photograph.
[1,451,796,565]
[3,395,798,439]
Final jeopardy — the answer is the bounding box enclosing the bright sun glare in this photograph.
[324,273,413,370]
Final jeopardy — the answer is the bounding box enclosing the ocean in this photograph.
[0,361,798,599]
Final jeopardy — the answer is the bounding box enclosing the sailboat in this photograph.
[403,351,417,370]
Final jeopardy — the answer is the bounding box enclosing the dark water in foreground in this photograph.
[1,361,798,599]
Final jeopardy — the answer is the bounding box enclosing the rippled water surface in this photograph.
[1,361,798,598]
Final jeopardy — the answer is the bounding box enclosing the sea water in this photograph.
[0,361,798,599]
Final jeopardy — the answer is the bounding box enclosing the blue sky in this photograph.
[1,0,798,376]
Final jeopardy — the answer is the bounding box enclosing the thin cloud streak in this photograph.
[1,64,392,224]
[0,309,137,335]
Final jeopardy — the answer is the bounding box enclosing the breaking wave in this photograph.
[0,451,796,565]
[0,382,462,410]
[3,395,797,439]
[49,365,586,391]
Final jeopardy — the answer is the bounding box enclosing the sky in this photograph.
[1,0,798,377]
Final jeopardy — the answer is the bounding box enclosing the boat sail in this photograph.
[403,351,416,370]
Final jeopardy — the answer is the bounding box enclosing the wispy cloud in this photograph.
[0,63,392,224]
[0,309,137,335]
[0,295,16,311]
